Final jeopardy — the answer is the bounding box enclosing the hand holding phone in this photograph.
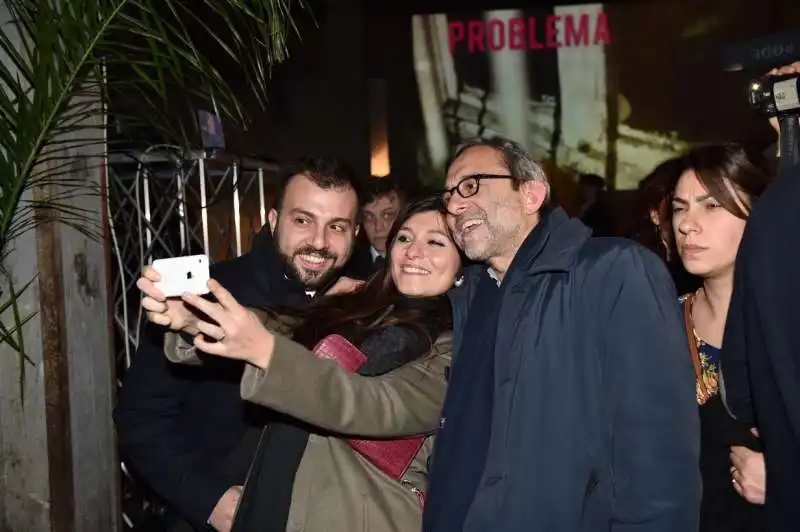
[138,255,211,334]
[151,255,211,298]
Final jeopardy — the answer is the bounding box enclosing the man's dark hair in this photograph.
[447,136,551,203]
[362,175,407,207]
[273,157,364,211]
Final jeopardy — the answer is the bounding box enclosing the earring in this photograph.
[453,273,465,288]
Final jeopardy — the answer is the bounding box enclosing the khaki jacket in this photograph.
[164,320,451,532]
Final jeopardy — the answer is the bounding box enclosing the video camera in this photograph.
[748,73,800,169]
[748,74,800,117]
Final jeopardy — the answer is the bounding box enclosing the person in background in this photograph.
[115,157,362,532]
[425,136,700,532]
[577,173,616,236]
[667,143,770,531]
[140,196,460,532]
[345,175,407,276]
[722,60,800,532]
[629,159,681,261]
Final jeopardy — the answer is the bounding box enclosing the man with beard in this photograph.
[115,157,361,532]
[423,137,700,532]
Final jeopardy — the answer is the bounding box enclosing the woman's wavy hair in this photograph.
[276,195,457,351]
[661,143,771,226]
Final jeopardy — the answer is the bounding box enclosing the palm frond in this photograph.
[0,272,38,403]
[0,0,304,393]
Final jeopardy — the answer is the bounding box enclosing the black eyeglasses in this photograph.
[442,174,514,204]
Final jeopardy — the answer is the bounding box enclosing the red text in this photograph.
[448,13,612,53]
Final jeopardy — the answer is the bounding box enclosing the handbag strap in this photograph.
[682,293,708,399]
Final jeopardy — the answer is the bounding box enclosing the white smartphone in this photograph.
[152,254,211,298]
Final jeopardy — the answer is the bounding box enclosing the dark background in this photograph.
[125,0,798,194]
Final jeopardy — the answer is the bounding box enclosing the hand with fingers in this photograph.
[730,428,766,505]
[327,276,365,296]
[180,279,276,369]
[208,485,243,532]
[137,265,202,335]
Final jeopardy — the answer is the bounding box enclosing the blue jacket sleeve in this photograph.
[602,246,701,532]
[113,322,230,530]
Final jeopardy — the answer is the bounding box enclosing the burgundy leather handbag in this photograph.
[312,334,426,480]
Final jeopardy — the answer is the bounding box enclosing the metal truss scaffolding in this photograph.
[107,146,279,529]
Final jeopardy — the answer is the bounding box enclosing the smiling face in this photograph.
[389,210,461,298]
[269,173,359,288]
[443,146,529,264]
[671,169,749,280]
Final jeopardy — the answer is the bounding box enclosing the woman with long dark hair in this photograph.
[666,143,771,532]
[139,196,461,532]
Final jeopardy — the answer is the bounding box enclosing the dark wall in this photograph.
[366,15,425,188]
[220,0,371,178]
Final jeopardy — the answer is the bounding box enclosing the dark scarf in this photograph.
[231,295,450,532]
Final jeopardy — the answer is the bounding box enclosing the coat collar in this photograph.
[507,206,591,278]
[460,206,591,290]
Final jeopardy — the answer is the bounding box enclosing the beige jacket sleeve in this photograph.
[240,332,452,438]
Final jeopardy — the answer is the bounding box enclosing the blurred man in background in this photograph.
[345,175,408,276]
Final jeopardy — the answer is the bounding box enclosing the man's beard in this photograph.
[453,210,494,261]
[454,208,517,263]
[280,245,340,289]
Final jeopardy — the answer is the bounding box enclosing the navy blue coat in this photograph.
[428,208,701,532]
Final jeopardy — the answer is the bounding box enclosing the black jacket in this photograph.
[425,208,701,532]
[114,228,313,530]
[722,163,800,531]
[342,240,382,280]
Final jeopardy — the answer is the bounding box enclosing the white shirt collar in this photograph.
[370,246,385,262]
[283,273,316,298]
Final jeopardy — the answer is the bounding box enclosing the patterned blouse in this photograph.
[680,293,721,405]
